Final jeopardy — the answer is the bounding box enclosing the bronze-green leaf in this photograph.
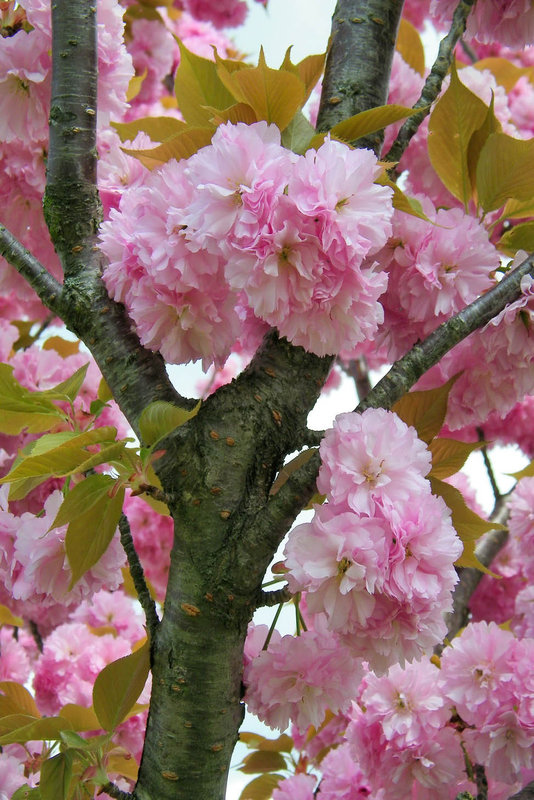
[331,104,420,144]
[498,221,534,257]
[240,750,287,774]
[391,375,460,444]
[93,639,150,731]
[122,127,215,168]
[396,18,425,76]
[476,133,534,212]
[112,116,188,144]
[429,477,505,574]
[40,753,73,800]
[429,438,483,479]
[51,474,117,530]
[428,61,488,209]
[239,773,286,800]
[466,94,502,199]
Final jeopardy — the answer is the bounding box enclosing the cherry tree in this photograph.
[2,1,534,799]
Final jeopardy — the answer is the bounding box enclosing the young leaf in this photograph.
[174,39,238,127]
[476,133,534,212]
[429,439,483,480]
[257,734,293,753]
[216,48,305,131]
[391,375,460,444]
[205,102,258,126]
[429,477,505,574]
[239,750,287,774]
[0,605,24,627]
[330,104,420,144]
[239,774,286,800]
[41,363,89,402]
[269,449,317,496]
[66,485,125,589]
[112,116,188,144]
[40,753,73,800]
[50,474,117,529]
[0,714,72,745]
[59,704,101,732]
[473,57,534,92]
[466,94,502,199]
[122,127,215,169]
[280,111,316,154]
[139,399,201,446]
[42,336,80,357]
[93,639,150,731]
[428,61,488,208]
[396,18,425,76]
[0,364,65,434]
[498,221,534,257]
[0,682,40,718]
[280,48,326,104]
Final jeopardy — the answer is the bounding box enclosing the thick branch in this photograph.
[359,251,534,412]
[384,0,476,164]
[316,0,404,152]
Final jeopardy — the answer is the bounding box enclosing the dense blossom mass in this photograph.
[3,0,534,798]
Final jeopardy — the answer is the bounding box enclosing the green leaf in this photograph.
[59,704,101,732]
[66,485,125,589]
[50,474,117,529]
[42,336,80,357]
[466,94,502,199]
[12,787,41,799]
[0,364,65,435]
[476,132,534,212]
[174,39,238,126]
[429,477,505,573]
[429,439,483,479]
[0,715,72,745]
[240,750,287,774]
[112,115,188,143]
[0,427,118,484]
[139,399,201,446]
[97,377,113,403]
[216,48,306,130]
[40,753,73,800]
[501,196,534,221]
[239,774,286,800]
[391,375,460,444]
[498,221,534,257]
[375,175,431,220]
[41,363,89,403]
[93,639,150,731]
[204,102,258,126]
[396,18,425,76]
[330,104,420,144]
[509,460,534,480]
[240,732,267,749]
[280,111,316,154]
[428,61,488,208]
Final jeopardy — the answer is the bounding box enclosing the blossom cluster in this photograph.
[100,121,393,366]
[284,408,462,673]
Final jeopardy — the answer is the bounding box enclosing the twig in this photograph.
[257,586,293,607]
[340,357,372,402]
[99,783,133,800]
[384,0,476,164]
[118,513,160,638]
[477,428,501,502]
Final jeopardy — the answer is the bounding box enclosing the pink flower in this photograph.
[317,409,431,516]
[431,0,534,47]
[182,0,248,28]
[317,742,372,800]
[272,774,316,800]
[244,628,363,732]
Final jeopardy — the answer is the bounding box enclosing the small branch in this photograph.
[257,586,293,607]
[508,782,534,800]
[340,356,372,402]
[384,0,476,164]
[0,223,63,313]
[118,513,160,638]
[29,620,44,654]
[477,428,501,503]
[474,764,488,800]
[132,484,168,505]
[439,496,510,650]
[100,783,133,800]
[460,37,478,63]
[358,251,534,413]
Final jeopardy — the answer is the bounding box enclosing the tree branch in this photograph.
[118,513,160,639]
[384,0,476,164]
[257,586,293,607]
[358,251,534,412]
[316,0,404,152]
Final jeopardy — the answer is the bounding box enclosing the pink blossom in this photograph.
[383,52,424,155]
[182,0,248,28]
[123,492,174,602]
[317,409,431,516]
[317,742,372,800]
[0,626,32,683]
[244,628,363,732]
[128,19,176,105]
[272,773,316,800]
[431,0,534,48]
[69,589,146,643]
